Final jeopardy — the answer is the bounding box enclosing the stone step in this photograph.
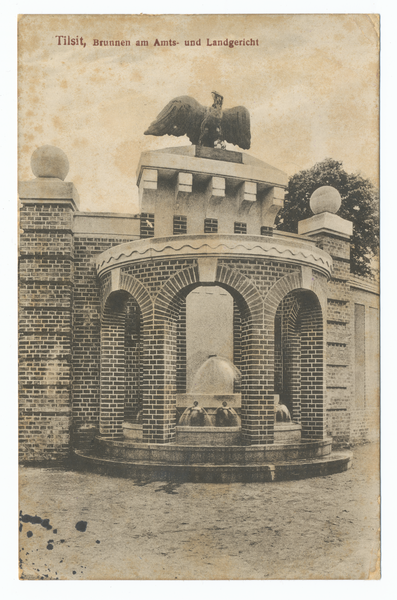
[93,436,333,464]
[73,450,352,484]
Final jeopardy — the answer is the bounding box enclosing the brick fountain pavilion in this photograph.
[18,141,379,482]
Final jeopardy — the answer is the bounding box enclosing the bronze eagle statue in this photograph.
[144,92,251,150]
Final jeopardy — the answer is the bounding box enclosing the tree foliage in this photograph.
[275,158,379,278]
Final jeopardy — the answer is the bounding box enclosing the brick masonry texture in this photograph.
[19,202,75,462]
[72,235,136,451]
[173,215,188,235]
[111,257,325,445]
[234,222,247,234]
[140,213,155,238]
[204,218,218,233]
[260,226,274,237]
[19,199,379,460]
[313,233,379,442]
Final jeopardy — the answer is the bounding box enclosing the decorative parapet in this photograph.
[136,146,288,188]
[96,232,333,278]
[136,146,288,236]
[73,212,140,237]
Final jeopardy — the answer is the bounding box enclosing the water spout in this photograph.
[215,401,241,427]
[275,402,291,422]
[178,401,213,427]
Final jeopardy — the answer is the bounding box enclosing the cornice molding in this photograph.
[96,234,333,279]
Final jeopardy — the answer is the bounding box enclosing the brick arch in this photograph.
[153,263,263,323]
[100,273,112,315]
[151,262,270,446]
[153,264,199,322]
[101,272,153,324]
[311,276,328,317]
[99,273,152,440]
[274,293,303,423]
[215,264,264,324]
[263,270,326,327]
[265,273,326,441]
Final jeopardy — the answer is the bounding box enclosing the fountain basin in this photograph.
[274,422,302,443]
[175,422,301,446]
[176,426,240,446]
[123,422,143,441]
[123,421,301,445]
[92,436,333,464]
[75,436,352,483]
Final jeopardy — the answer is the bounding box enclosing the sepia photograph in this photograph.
[17,12,380,581]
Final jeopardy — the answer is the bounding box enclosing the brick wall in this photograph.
[19,202,75,462]
[218,258,300,298]
[310,232,379,444]
[300,296,324,439]
[176,299,187,393]
[275,294,301,421]
[73,256,198,446]
[348,285,380,442]
[20,203,379,459]
[274,311,282,396]
[99,291,129,438]
[233,301,242,379]
[309,232,353,442]
[72,235,135,450]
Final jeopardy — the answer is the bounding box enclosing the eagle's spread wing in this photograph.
[221,106,251,150]
[144,96,207,145]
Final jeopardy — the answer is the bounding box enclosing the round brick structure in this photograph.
[18,144,381,479]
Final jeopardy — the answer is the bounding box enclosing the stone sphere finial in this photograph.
[31,145,69,181]
[310,186,342,215]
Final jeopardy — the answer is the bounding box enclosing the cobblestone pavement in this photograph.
[19,443,379,580]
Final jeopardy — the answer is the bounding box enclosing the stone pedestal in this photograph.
[136,145,287,237]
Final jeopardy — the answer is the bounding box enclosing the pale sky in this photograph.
[18,14,379,213]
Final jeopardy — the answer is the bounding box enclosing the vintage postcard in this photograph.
[18,14,380,580]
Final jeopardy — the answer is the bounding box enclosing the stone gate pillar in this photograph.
[19,146,79,461]
[299,186,353,441]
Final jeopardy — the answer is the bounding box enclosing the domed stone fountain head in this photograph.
[191,355,240,395]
